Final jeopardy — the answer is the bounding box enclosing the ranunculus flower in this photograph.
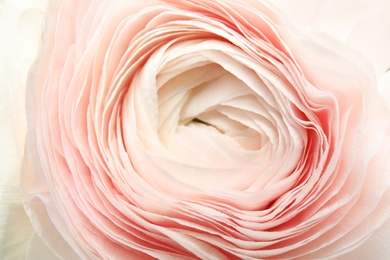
[1,0,390,259]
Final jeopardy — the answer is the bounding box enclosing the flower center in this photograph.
[157,58,265,152]
[123,39,305,190]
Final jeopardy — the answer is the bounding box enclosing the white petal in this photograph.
[378,71,390,110]
[273,0,389,42]
[347,7,390,76]
[24,195,87,259]
[0,0,48,258]
[0,57,29,258]
[273,0,390,77]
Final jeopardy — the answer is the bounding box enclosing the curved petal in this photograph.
[337,214,390,260]
[25,233,61,260]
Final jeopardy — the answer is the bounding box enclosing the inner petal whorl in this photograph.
[119,38,305,194]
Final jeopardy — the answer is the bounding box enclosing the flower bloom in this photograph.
[19,0,390,259]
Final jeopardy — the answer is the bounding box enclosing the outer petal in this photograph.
[337,218,390,260]
[379,71,390,110]
[0,0,47,258]
[25,233,60,260]
[273,0,390,76]
[347,7,390,76]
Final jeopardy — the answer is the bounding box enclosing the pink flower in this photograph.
[13,0,390,259]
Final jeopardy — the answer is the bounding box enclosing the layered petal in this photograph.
[24,0,390,259]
